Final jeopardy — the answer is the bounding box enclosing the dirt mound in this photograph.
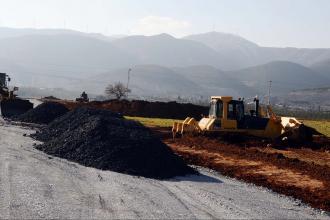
[32,107,195,179]
[42,96,60,100]
[15,102,69,124]
[1,98,34,118]
[62,99,209,120]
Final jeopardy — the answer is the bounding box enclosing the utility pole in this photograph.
[268,80,272,106]
[126,68,132,97]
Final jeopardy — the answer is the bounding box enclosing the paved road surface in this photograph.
[0,122,328,219]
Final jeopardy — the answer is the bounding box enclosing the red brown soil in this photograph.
[57,99,208,120]
[151,127,330,211]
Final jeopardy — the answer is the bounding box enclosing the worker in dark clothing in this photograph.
[81,91,88,100]
[76,91,89,102]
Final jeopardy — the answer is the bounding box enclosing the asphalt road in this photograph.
[0,121,328,219]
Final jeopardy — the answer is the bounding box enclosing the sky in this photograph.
[0,0,329,48]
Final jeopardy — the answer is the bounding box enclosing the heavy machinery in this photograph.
[172,96,313,142]
[0,73,33,118]
[76,91,89,102]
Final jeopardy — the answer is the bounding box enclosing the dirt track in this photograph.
[151,127,330,212]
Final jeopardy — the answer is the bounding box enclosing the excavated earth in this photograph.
[151,128,330,211]
[59,99,209,120]
[32,107,195,179]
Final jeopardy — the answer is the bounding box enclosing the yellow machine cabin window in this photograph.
[228,101,245,121]
[209,100,223,118]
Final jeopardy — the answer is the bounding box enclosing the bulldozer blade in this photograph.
[279,123,318,143]
[0,99,33,118]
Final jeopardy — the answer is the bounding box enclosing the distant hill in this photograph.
[257,47,330,67]
[0,27,117,41]
[184,32,260,69]
[81,65,255,99]
[185,32,330,69]
[0,27,329,102]
[172,65,255,97]
[0,34,137,88]
[112,34,234,69]
[82,65,202,97]
[229,61,330,95]
[309,59,330,80]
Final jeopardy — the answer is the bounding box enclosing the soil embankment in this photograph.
[60,99,209,120]
[14,102,69,124]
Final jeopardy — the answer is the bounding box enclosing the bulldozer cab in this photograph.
[208,96,244,129]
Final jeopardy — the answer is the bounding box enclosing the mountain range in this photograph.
[0,27,329,102]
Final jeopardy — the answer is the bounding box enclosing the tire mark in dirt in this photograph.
[118,182,165,218]
[97,174,104,181]
[195,186,262,218]
[147,180,217,219]
[165,182,238,219]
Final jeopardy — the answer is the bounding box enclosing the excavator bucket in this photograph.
[0,99,33,118]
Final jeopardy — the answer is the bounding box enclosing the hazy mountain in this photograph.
[229,61,330,96]
[185,32,330,69]
[172,65,255,97]
[184,32,260,69]
[76,65,256,99]
[82,65,203,97]
[112,34,234,69]
[309,59,330,80]
[0,27,329,102]
[0,34,138,88]
[258,47,330,67]
[0,27,117,41]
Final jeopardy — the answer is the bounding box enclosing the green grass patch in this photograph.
[303,120,330,137]
[125,116,181,127]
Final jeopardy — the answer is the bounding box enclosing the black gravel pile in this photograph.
[33,107,195,179]
[15,102,69,124]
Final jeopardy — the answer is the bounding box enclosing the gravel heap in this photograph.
[15,102,69,124]
[33,107,195,179]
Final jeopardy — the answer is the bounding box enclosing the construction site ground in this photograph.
[149,126,330,212]
[0,121,328,219]
[57,99,330,212]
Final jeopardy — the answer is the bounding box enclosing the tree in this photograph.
[105,82,131,100]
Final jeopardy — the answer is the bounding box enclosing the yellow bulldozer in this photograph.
[172,96,314,142]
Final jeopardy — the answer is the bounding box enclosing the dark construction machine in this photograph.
[76,91,89,102]
[172,96,315,142]
[0,73,33,118]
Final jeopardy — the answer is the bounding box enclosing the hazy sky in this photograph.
[0,0,329,48]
